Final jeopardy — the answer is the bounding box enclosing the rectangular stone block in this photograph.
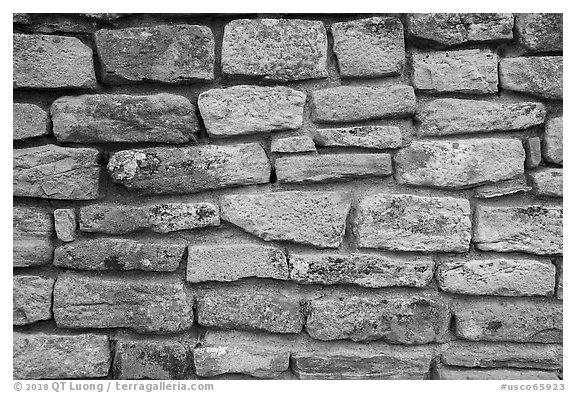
[53,272,194,333]
[271,136,316,153]
[311,85,416,123]
[187,244,288,283]
[473,203,562,255]
[107,144,271,194]
[354,194,471,252]
[395,138,525,188]
[54,239,186,271]
[13,275,55,325]
[543,116,563,164]
[220,191,351,249]
[331,17,405,78]
[524,137,542,168]
[313,125,402,149]
[198,86,306,137]
[13,103,49,140]
[54,208,76,242]
[13,205,54,267]
[433,365,558,380]
[516,13,563,52]
[95,24,214,83]
[222,19,328,81]
[14,145,101,200]
[437,255,556,296]
[454,298,562,343]
[289,253,434,288]
[416,99,546,137]
[13,33,97,89]
[499,56,562,100]
[14,332,111,379]
[411,49,498,94]
[306,293,451,344]
[528,168,562,197]
[473,177,531,199]
[275,153,392,184]
[51,93,199,143]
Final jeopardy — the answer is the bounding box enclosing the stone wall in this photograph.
[13,13,563,380]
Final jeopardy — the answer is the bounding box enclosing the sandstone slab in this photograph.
[543,116,563,164]
[198,86,306,137]
[411,49,498,94]
[54,208,76,242]
[395,138,525,188]
[271,136,316,153]
[13,205,54,267]
[13,103,49,140]
[313,125,402,149]
[434,365,558,380]
[222,19,328,81]
[51,93,198,143]
[13,275,55,325]
[14,145,101,200]
[107,144,271,194]
[220,191,351,248]
[95,25,214,83]
[354,194,471,252]
[528,168,563,197]
[516,13,563,52]
[499,56,563,100]
[331,17,404,78]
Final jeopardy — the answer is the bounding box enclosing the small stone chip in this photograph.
[54,209,76,242]
[543,117,563,165]
[524,137,542,169]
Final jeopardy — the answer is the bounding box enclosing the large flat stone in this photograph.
[499,56,563,100]
[354,194,471,252]
[313,125,402,149]
[516,13,563,52]
[13,275,55,325]
[13,205,54,267]
[220,191,351,249]
[13,103,49,140]
[107,144,271,194]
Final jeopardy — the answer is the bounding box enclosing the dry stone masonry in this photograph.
[13,13,562,381]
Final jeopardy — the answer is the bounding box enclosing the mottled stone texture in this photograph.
[499,56,563,99]
[95,25,215,83]
[543,117,563,164]
[313,126,402,149]
[474,178,531,199]
[54,208,76,242]
[51,94,199,143]
[271,136,316,153]
[434,365,558,380]
[13,275,55,325]
[331,17,405,77]
[13,205,54,267]
[524,137,542,169]
[13,103,49,140]
[516,14,563,52]
[13,33,97,89]
[528,168,563,197]
[222,19,328,81]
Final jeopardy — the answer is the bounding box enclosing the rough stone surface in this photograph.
[95,25,214,83]
[222,19,328,81]
[54,209,76,242]
[13,33,97,89]
[198,86,306,137]
[13,332,111,379]
[276,153,393,184]
[311,85,416,123]
[289,253,434,288]
[331,17,405,78]
[528,168,563,197]
[14,145,101,200]
[187,244,289,283]
[454,298,562,343]
[220,191,351,249]
[306,294,451,344]
[313,125,402,149]
[407,13,514,46]
[543,117,563,165]
[13,205,54,267]
[441,341,563,370]
[271,136,316,153]
[434,365,558,380]
[524,137,542,169]
[51,93,199,143]
[499,56,563,100]
[107,144,271,194]
[13,103,49,140]
[13,275,55,325]
[114,333,195,380]
[436,256,556,296]
[80,202,219,234]
[473,203,562,255]
[354,194,471,252]
[53,272,194,333]
[516,13,563,52]
[394,138,525,188]
[411,49,498,94]
[197,285,304,333]
[416,99,546,137]
[54,239,186,271]
[556,259,563,300]
[473,178,531,199]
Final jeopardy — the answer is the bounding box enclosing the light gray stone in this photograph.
[331,17,405,78]
[499,56,563,100]
[80,204,148,234]
[271,136,316,153]
[13,103,49,140]
[412,49,498,94]
[13,275,55,325]
[434,365,558,380]
[107,144,271,194]
[543,117,563,165]
[474,178,531,199]
[13,205,54,267]
[54,208,76,242]
[394,138,525,188]
[198,86,306,137]
[556,259,563,300]
[222,19,328,81]
[473,203,562,255]
[51,93,198,143]
[220,191,351,249]
[516,13,563,52]
[416,99,546,136]
[524,137,542,168]
[313,125,402,149]
[148,202,220,233]
[528,168,563,197]
[354,193,471,252]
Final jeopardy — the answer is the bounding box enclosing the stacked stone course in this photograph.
[13,13,562,380]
